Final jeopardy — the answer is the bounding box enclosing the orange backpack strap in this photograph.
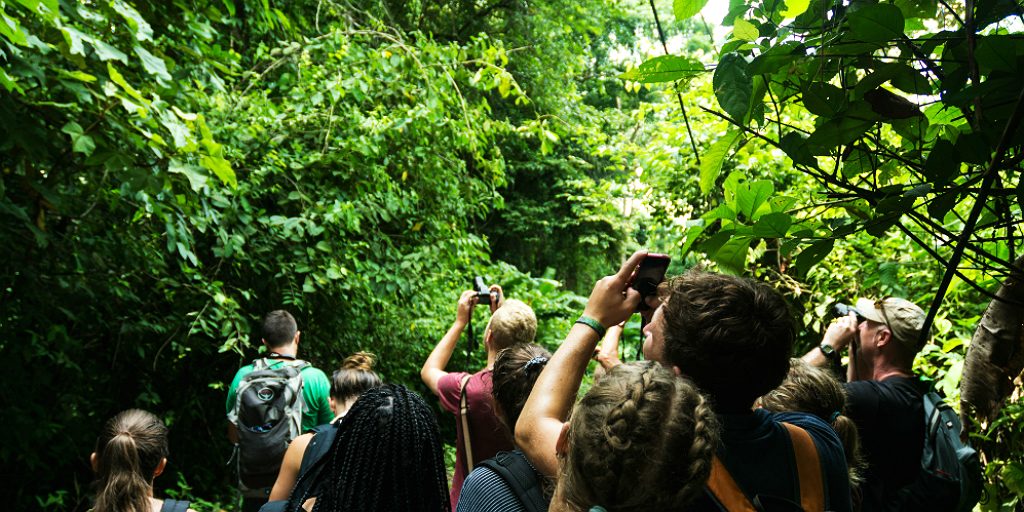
[705,423,825,512]
[706,455,759,512]
[781,422,825,512]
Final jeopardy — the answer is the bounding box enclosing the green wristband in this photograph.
[575,315,607,338]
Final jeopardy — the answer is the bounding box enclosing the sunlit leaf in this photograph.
[781,0,811,18]
[620,55,705,83]
[734,19,759,41]
[674,0,710,20]
[700,129,741,195]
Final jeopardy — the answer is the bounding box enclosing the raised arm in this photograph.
[516,250,647,476]
[802,311,858,367]
[421,290,477,395]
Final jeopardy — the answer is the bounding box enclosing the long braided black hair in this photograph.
[292,384,450,512]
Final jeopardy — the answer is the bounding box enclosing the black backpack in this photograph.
[259,422,340,512]
[921,391,983,511]
[890,391,984,512]
[228,358,309,490]
[477,451,548,512]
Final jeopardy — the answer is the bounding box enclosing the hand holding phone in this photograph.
[628,254,670,311]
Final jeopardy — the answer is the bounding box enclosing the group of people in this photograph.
[88,250,941,512]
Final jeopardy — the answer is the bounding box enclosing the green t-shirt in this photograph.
[225,359,333,432]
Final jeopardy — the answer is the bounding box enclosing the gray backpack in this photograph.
[228,358,309,489]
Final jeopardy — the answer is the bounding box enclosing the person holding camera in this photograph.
[802,297,929,511]
[421,284,538,508]
[517,251,852,511]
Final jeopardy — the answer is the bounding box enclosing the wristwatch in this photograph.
[819,343,837,360]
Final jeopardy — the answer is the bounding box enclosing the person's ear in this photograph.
[484,329,494,350]
[555,422,571,457]
[294,330,301,345]
[90,452,98,473]
[261,338,270,350]
[876,327,893,348]
[672,365,682,376]
[329,396,338,415]
[153,457,167,478]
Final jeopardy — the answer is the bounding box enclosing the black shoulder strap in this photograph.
[478,451,547,512]
[159,499,191,512]
[286,424,341,507]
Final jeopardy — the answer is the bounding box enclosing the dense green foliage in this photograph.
[3,0,1023,510]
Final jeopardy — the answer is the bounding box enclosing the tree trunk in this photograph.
[960,255,1024,428]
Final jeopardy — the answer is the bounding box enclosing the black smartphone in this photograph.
[630,253,671,311]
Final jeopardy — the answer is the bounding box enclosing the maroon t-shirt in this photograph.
[436,369,515,508]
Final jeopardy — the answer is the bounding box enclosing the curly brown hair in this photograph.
[659,271,795,412]
[559,361,718,512]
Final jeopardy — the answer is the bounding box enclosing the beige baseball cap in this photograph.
[855,297,929,351]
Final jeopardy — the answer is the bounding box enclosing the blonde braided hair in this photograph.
[560,361,719,512]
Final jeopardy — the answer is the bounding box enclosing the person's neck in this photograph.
[268,343,299,358]
[484,349,497,371]
[872,365,913,381]
[857,356,912,382]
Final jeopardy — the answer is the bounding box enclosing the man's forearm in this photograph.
[802,346,829,367]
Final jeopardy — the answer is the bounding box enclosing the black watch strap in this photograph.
[819,343,837,359]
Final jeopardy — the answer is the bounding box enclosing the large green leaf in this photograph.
[781,0,811,18]
[700,129,741,195]
[794,239,835,275]
[674,0,710,20]
[170,160,209,191]
[752,212,793,237]
[111,0,153,41]
[802,82,846,117]
[620,55,705,83]
[806,117,873,153]
[779,132,819,167]
[200,154,237,187]
[975,36,1020,73]
[847,3,905,44]
[734,19,759,41]
[0,66,22,93]
[749,42,805,75]
[736,179,774,219]
[712,236,751,274]
[714,53,753,122]
[134,46,171,82]
[924,139,959,185]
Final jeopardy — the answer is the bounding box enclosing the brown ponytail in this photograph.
[92,409,169,512]
[491,343,551,432]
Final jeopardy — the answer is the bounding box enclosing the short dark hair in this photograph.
[660,271,795,412]
[261,310,297,348]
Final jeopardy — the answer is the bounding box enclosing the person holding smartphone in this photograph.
[517,251,853,511]
[420,285,538,508]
